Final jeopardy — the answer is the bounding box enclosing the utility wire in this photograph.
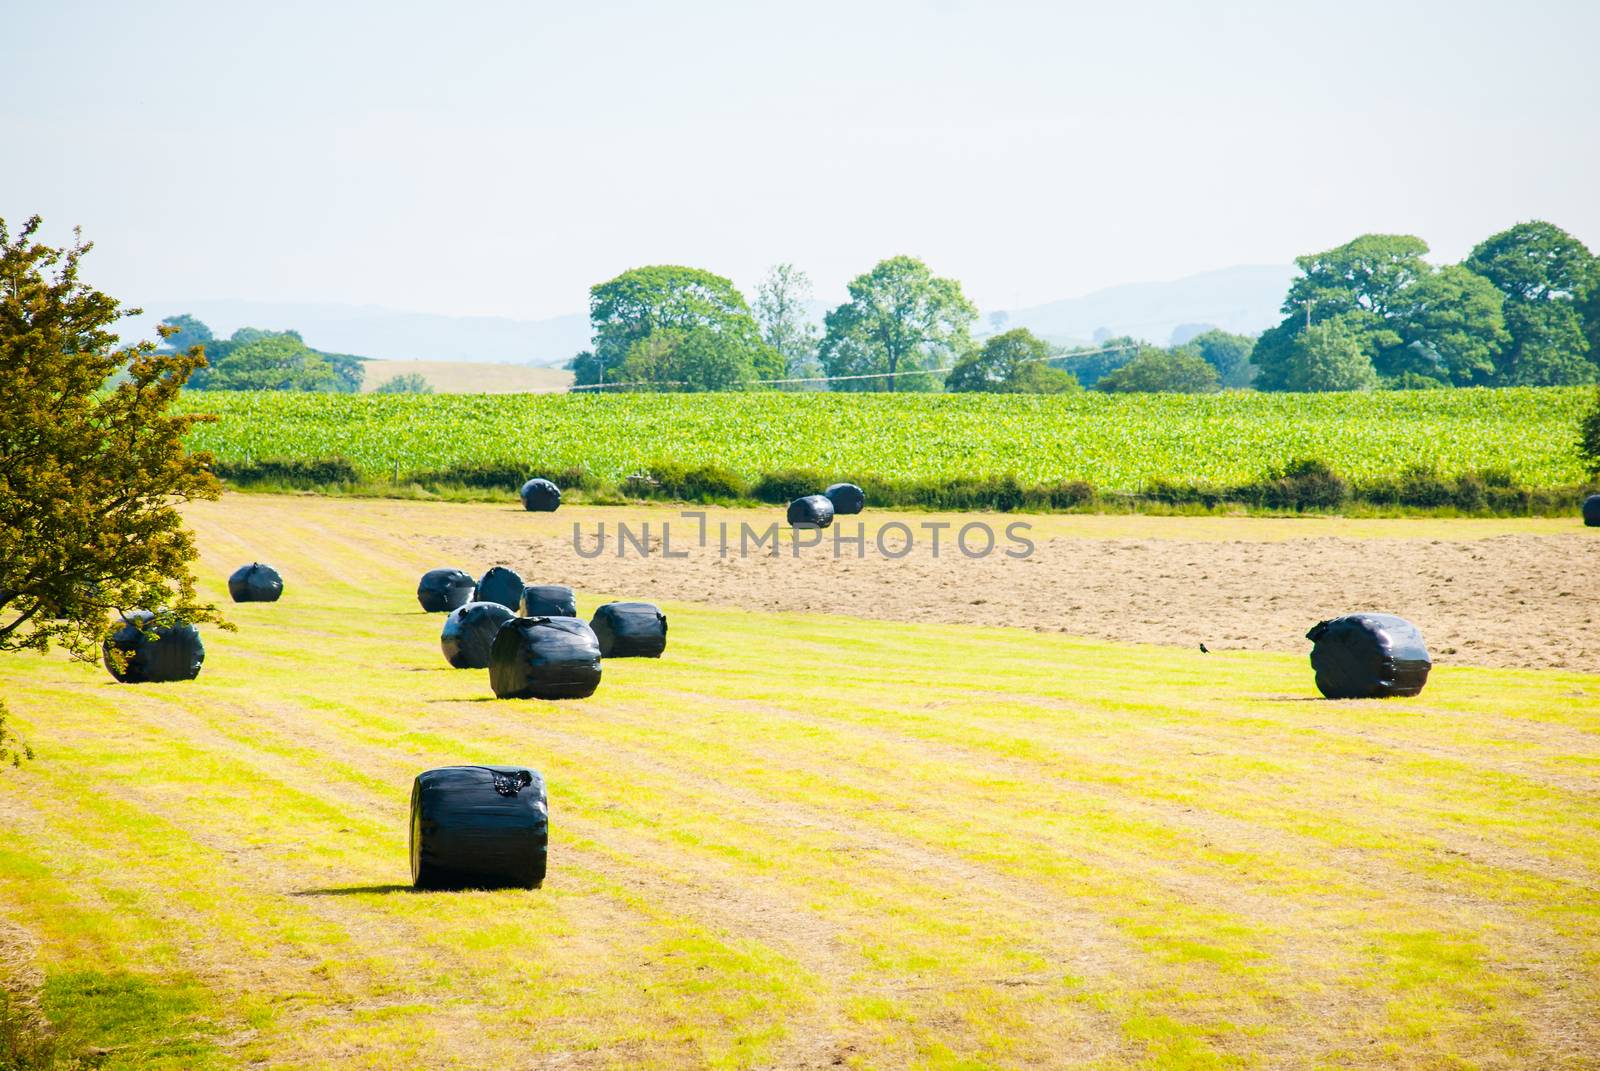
[570,342,1138,391]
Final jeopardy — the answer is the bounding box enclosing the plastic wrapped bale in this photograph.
[824,482,866,515]
[519,584,577,617]
[787,494,835,529]
[520,478,562,512]
[1305,613,1432,699]
[410,765,548,890]
[1584,493,1600,527]
[490,616,603,699]
[440,601,516,669]
[589,601,668,658]
[227,562,283,603]
[103,612,205,683]
[417,567,476,613]
[475,566,525,610]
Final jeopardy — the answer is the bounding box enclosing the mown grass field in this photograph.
[177,387,1594,492]
[1,495,1597,1069]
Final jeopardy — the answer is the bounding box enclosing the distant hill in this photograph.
[993,265,1296,346]
[118,300,589,366]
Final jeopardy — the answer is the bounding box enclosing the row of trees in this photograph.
[1255,222,1599,390]
[570,220,1598,394]
[158,315,368,391]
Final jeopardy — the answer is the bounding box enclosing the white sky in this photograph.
[3,0,1597,320]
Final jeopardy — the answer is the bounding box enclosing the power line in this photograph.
[569,342,1138,391]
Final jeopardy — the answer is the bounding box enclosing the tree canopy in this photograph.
[946,329,1078,393]
[615,326,761,391]
[755,264,822,387]
[1094,347,1221,393]
[372,373,434,394]
[1466,221,1597,385]
[581,265,778,387]
[1180,329,1256,387]
[1,217,227,764]
[818,256,976,392]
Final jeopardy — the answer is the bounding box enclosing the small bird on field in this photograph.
[1198,643,1209,653]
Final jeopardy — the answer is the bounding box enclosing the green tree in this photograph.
[1466,221,1597,385]
[1182,329,1256,387]
[196,334,341,391]
[1,216,227,765]
[372,373,434,394]
[819,256,977,392]
[755,263,821,388]
[1285,316,1378,392]
[1094,347,1221,393]
[615,326,757,391]
[583,266,778,387]
[1385,265,1509,385]
[947,328,1078,393]
[158,313,212,354]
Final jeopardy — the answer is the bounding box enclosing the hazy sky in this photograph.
[4,0,1597,321]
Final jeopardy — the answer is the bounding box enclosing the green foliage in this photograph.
[1053,336,1140,387]
[0,215,226,704]
[946,329,1079,393]
[1182,329,1256,387]
[1580,386,1600,477]
[195,334,340,391]
[1286,315,1378,392]
[755,264,821,387]
[371,373,434,394]
[1388,265,1509,384]
[617,326,759,391]
[157,313,212,355]
[583,265,778,387]
[819,256,977,392]
[1095,347,1220,393]
[178,387,1591,495]
[1466,221,1598,385]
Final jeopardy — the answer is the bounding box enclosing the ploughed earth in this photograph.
[427,517,1599,674]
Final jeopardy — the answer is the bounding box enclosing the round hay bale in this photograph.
[520,478,562,512]
[228,562,283,603]
[417,568,476,613]
[824,482,866,515]
[518,584,577,618]
[489,616,603,699]
[787,494,835,529]
[1305,613,1431,699]
[103,611,205,683]
[440,601,515,669]
[475,566,525,611]
[589,601,667,658]
[410,765,548,890]
[1584,493,1600,527]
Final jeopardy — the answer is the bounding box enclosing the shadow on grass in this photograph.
[292,884,415,897]
[424,696,498,703]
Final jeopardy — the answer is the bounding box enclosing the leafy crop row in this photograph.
[178,387,1591,492]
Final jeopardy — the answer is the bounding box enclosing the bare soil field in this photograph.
[360,359,573,393]
[425,512,1600,674]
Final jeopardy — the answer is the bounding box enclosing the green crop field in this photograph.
[177,387,1594,494]
[2,494,1598,1069]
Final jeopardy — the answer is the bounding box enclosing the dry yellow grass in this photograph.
[360,359,573,394]
[0,494,1596,1069]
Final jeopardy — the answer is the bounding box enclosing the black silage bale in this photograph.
[824,482,866,515]
[417,568,476,613]
[518,584,577,617]
[489,616,603,700]
[1305,613,1432,699]
[410,765,548,890]
[103,611,205,683]
[440,601,515,669]
[228,562,283,603]
[589,601,667,658]
[1584,493,1600,527]
[520,478,562,512]
[475,566,525,611]
[787,494,835,529]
